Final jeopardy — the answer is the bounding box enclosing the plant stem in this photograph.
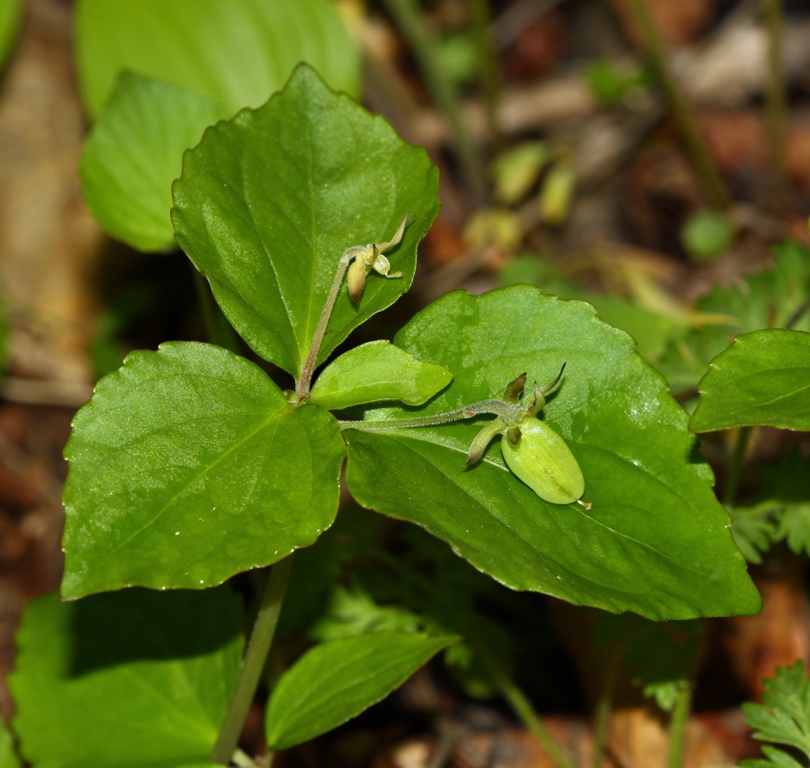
[667,683,693,768]
[297,250,354,397]
[763,0,787,188]
[623,0,731,210]
[478,648,578,768]
[381,0,487,205]
[469,0,502,149]
[192,267,240,353]
[193,267,220,344]
[338,399,516,432]
[210,555,295,766]
[592,647,619,768]
[723,426,751,506]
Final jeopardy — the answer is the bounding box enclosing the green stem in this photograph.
[479,649,578,768]
[592,648,619,768]
[469,0,502,149]
[381,0,487,205]
[763,0,787,187]
[192,267,240,353]
[338,399,516,432]
[723,426,751,506]
[193,268,220,344]
[624,0,731,210]
[667,683,693,768]
[297,250,354,398]
[210,556,295,766]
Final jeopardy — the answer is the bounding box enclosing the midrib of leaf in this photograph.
[303,104,318,377]
[108,407,286,555]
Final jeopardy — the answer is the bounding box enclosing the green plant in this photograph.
[740,661,810,768]
[4,63,762,768]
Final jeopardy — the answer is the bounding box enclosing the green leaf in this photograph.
[81,72,220,253]
[10,588,241,768]
[729,504,778,565]
[0,0,20,69]
[61,342,345,599]
[310,341,453,410]
[75,0,359,119]
[345,286,761,620]
[172,64,440,378]
[740,745,807,768]
[776,503,810,558]
[742,661,810,763]
[656,240,810,394]
[0,720,20,768]
[691,329,810,432]
[310,585,423,641]
[598,614,701,712]
[265,632,457,750]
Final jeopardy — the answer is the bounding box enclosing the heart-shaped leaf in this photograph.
[172,64,440,379]
[81,72,221,252]
[345,286,760,620]
[690,329,810,432]
[309,340,453,410]
[62,342,345,599]
[10,587,241,768]
[76,0,359,119]
[265,633,457,750]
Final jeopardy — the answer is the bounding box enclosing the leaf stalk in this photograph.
[338,399,518,432]
[297,251,354,398]
[210,555,295,766]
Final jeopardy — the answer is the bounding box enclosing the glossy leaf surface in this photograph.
[10,588,241,768]
[265,633,456,750]
[81,73,220,252]
[310,340,453,410]
[691,329,810,432]
[346,286,760,620]
[172,64,440,378]
[62,342,345,599]
[76,0,359,118]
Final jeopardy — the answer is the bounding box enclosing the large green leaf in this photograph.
[10,588,241,768]
[690,329,810,432]
[81,72,220,253]
[62,342,345,599]
[172,64,440,379]
[0,0,20,69]
[75,0,359,119]
[345,286,760,620]
[265,633,456,750]
[309,340,453,410]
